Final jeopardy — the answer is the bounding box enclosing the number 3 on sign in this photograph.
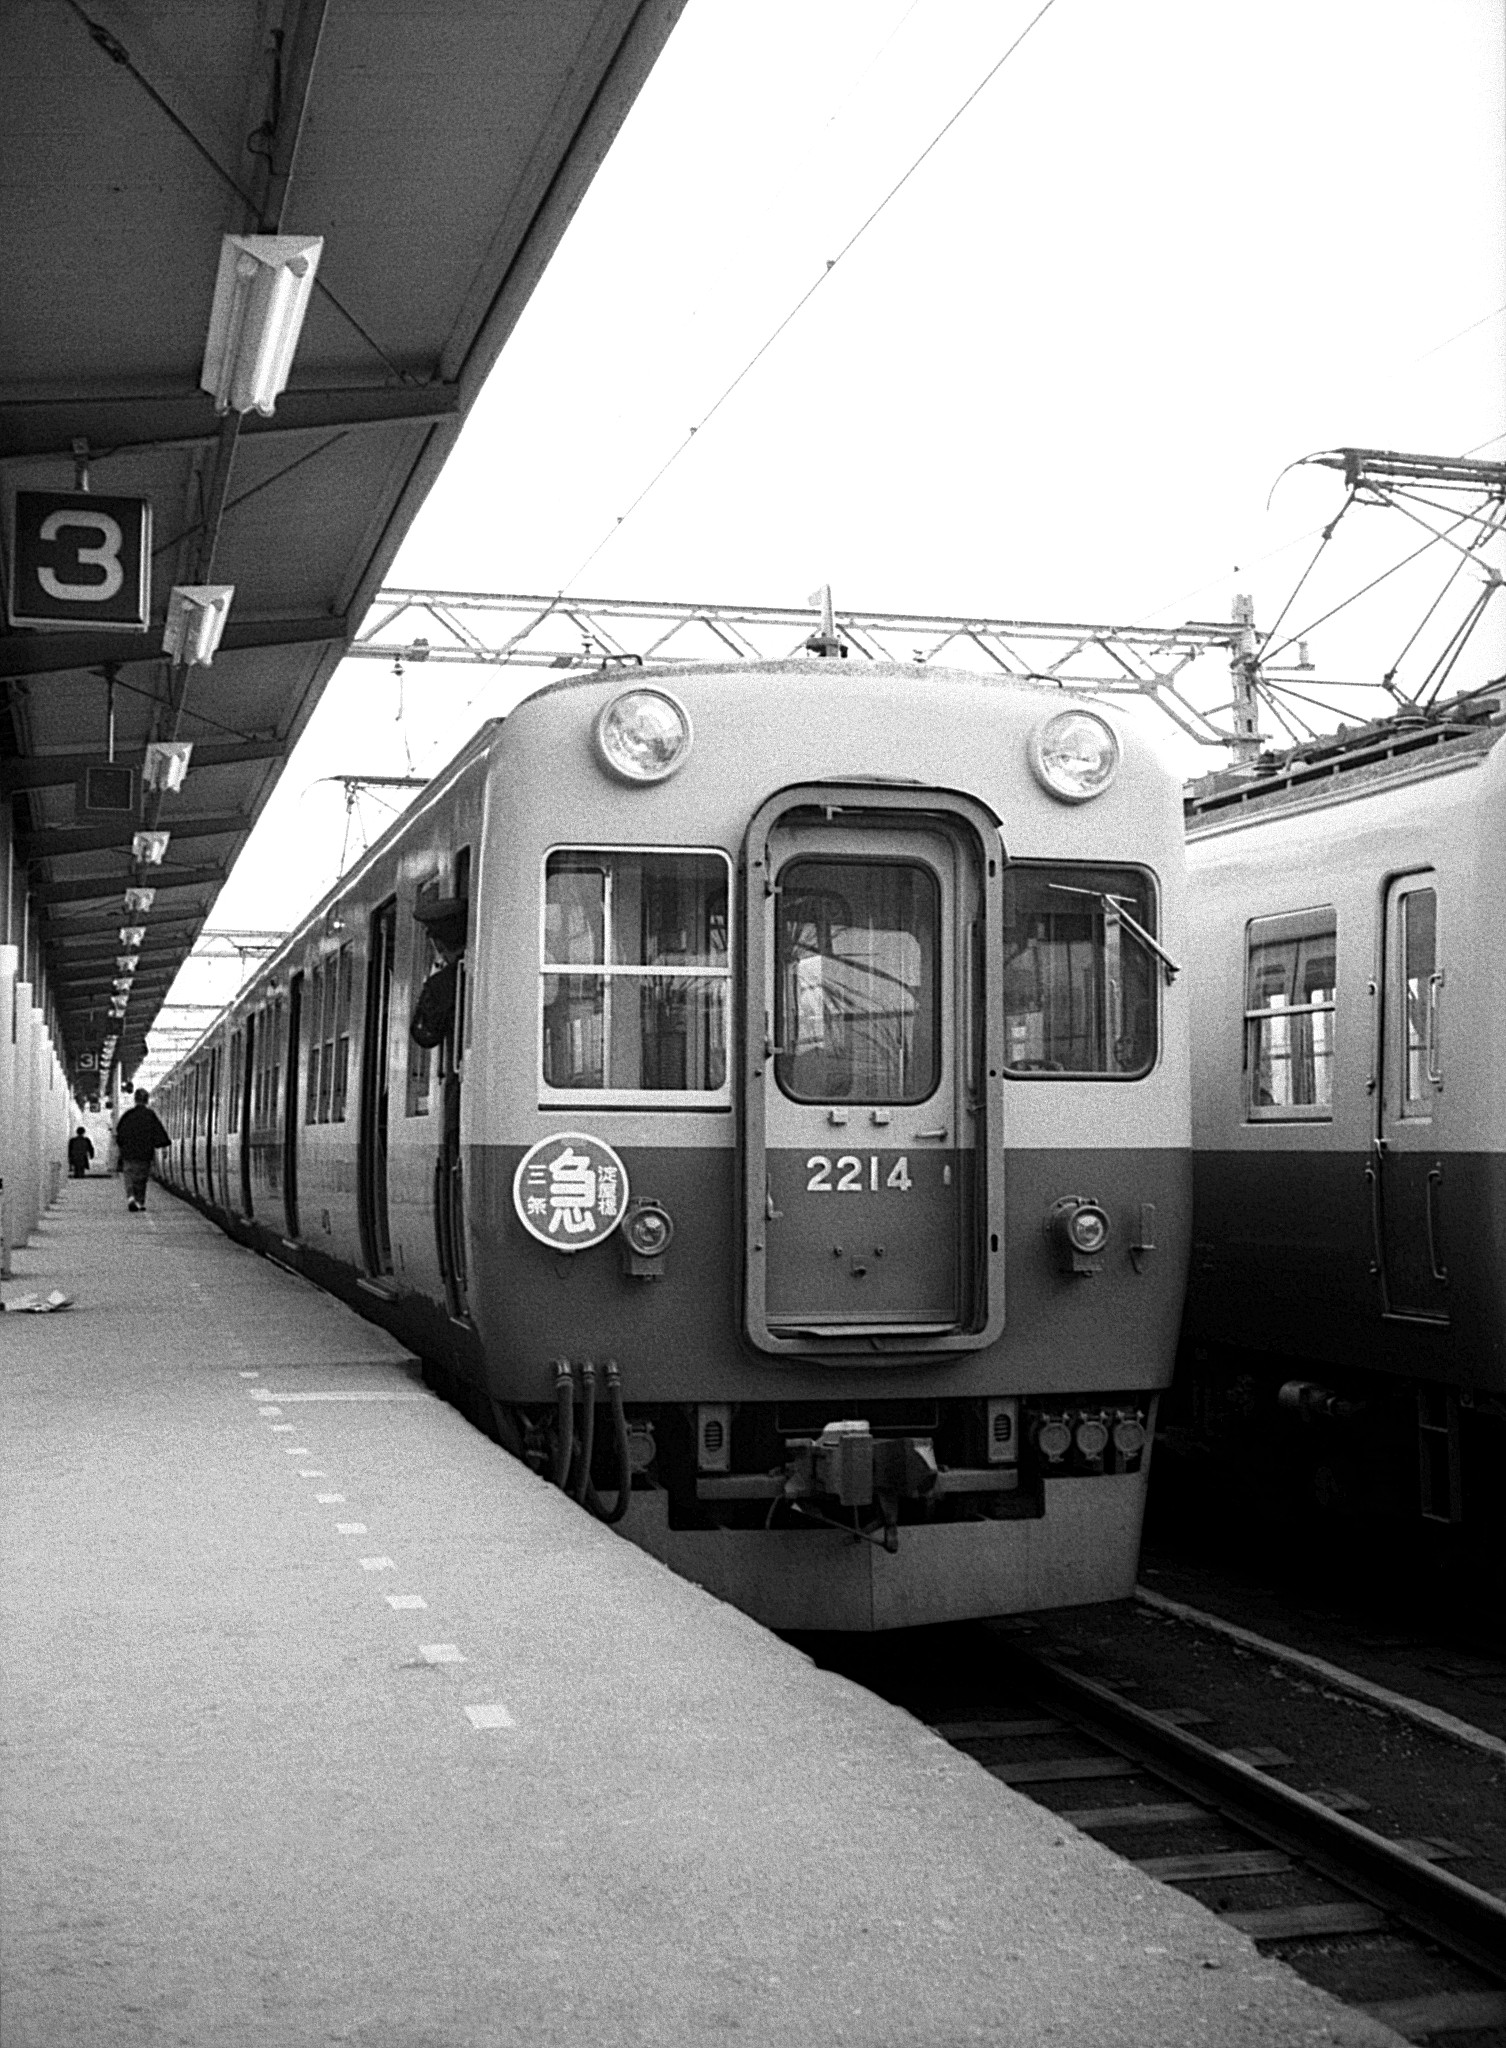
[805,1154,911,1193]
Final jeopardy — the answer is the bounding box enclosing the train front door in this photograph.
[745,792,997,1346]
[1374,872,1449,1324]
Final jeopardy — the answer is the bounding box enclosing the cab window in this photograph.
[541,849,730,1103]
[1002,864,1158,1078]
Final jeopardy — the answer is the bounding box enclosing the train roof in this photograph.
[1183,685,1505,836]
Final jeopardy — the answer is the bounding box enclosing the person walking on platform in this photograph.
[67,1127,95,1179]
[114,1090,170,1212]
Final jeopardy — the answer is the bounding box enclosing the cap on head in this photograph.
[134,1088,149,1104]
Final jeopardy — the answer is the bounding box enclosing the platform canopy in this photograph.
[0,0,683,1082]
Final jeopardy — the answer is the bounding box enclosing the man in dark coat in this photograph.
[115,1089,170,1212]
[67,1127,95,1178]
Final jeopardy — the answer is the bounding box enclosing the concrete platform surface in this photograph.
[1,1181,1403,2047]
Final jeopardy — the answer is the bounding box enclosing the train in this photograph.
[154,657,1192,1629]
[1174,690,1505,1544]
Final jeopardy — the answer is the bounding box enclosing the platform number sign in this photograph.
[8,490,152,630]
[513,1132,630,1251]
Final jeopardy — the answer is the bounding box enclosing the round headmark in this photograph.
[513,1132,630,1252]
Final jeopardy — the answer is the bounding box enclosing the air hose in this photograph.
[586,1360,634,1525]
[572,1360,597,1503]
[551,1358,574,1490]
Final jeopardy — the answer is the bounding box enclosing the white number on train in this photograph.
[805,1153,913,1193]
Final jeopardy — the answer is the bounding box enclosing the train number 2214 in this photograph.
[806,1154,912,1193]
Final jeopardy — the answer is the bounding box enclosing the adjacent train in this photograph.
[1176,693,1506,1539]
[156,658,1192,1628]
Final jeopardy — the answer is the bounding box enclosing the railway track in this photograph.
[936,1644,1506,2043]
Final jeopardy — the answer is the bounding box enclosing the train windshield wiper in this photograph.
[1047,884,1181,983]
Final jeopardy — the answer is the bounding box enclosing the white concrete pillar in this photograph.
[0,943,16,1274]
[13,983,37,1243]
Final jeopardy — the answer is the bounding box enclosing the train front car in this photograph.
[467,661,1191,1629]
[1177,703,1506,1541]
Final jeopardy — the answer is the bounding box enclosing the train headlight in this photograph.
[1028,709,1120,803]
[594,688,693,783]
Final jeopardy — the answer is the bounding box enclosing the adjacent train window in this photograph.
[1002,864,1157,1078]
[541,849,731,1102]
[407,881,439,1117]
[1397,884,1440,1116]
[330,945,353,1122]
[1245,906,1335,1119]
[774,858,940,1104]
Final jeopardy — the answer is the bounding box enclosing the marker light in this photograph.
[594,688,693,783]
[622,1201,675,1257]
[1073,1415,1110,1460]
[1028,709,1121,803]
[1065,1203,1110,1255]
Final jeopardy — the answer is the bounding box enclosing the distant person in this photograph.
[114,1089,170,1213]
[67,1127,95,1178]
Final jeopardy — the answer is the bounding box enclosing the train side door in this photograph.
[1375,872,1449,1323]
[239,1015,255,1218]
[204,1045,218,1207]
[744,790,1003,1350]
[359,900,397,1277]
[283,970,303,1240]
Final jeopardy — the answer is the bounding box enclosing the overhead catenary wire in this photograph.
[560,0,1062,590]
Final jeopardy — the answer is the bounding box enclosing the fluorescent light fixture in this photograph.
[201,234,323,416]
[112,975,134,993]
[163,585,233,669]
[116,954,140,973]
[132,831,170,865]
[123,887,156,914]
[142,739,194,790]
[119,926,146,947]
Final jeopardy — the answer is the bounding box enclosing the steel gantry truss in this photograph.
[348,449,1505,761]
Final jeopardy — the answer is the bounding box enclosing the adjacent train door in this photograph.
[239,1016,255,1218]
[743,788,1004,1352]
[359,900,397,1277]
[283,970,303,1240]
[204,1045,219,1207]
[1374,872,1449,1323]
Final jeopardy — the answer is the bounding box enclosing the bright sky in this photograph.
[146,0,1506,1070]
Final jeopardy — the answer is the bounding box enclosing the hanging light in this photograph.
[162,588,233,668]
[119,926,146,947]
[201,234,323,416]
[115,954,140,973]
[131,831,169,865]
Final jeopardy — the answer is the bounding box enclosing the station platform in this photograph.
[1,1178,1403,2048]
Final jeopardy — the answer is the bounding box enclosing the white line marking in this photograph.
[271,1424,295,1433]
[419,1644,465,1664]
[298,1470,328,1478]
[464,1704,515,1730]
[359,1557,396,1571]
[257,1406,282,1417]
[285,1447,312,1455]
[335,1522,367,1534]
[243,1391,428,1403]
[386,1594,426,1610]
[246,1390,273,1400]
[316,1493,345,1503]
[239,1371,258,1378]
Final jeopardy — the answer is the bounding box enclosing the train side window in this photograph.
[228,1030,242,1135]
[407,881,439,1117]
[331,945,353,1121]
[541,848,731,1103]
[306,965,325,1124]
[1002,864,1158,1078]
[1245,906,1335,1120]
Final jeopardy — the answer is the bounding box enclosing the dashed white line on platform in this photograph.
[360,1557,396,1571]
[420,1645,465,1664]
[239,1371,258,1378]
[285,1447,312,1455]
[257,1406,282,1416]
[464,1705,516,1729]
[316,1493,345,1503]
[298,1470,328,1478]
[270,1424,295,1433]
[387,1594,426,1610]
[336,1522,367,1534]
